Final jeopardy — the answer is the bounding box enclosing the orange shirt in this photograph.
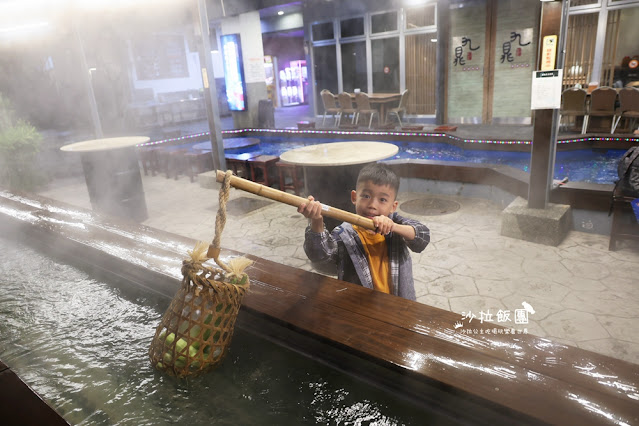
[354,226,390,294]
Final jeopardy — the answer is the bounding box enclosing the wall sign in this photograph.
[452,35,483,72]
[541,35,558,71]
[498,29,533,70]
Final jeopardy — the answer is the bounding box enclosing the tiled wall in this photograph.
[447,0,540,124]
[492,0,539,122]
[447,1,487,122]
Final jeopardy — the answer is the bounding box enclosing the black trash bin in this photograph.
[258,99,275,128]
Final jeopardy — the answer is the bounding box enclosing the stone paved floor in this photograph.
[39,173,639,365]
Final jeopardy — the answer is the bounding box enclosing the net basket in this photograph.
[148,170,251,378]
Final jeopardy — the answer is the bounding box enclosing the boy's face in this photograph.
[351,180,398,219]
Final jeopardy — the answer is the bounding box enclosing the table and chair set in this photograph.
[137,142,213,183]
[320,89,410,129]
[559,86,639,134]
[137,138,307,196]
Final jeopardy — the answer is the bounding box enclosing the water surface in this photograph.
[224,137,623,185]
[0,236,435,425]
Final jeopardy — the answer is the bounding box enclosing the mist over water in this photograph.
[0,235,431,425]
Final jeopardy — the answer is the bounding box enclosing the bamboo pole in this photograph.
[215,171,376,231]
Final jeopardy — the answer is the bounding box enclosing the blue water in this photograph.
[217,137,623,185]
[0,236,432,425]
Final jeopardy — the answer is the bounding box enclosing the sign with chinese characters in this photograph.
[498,28,533,70]
[453,302,536,335]
[531,69,562,109]
[541,35,558,71]
[452,35,483,72]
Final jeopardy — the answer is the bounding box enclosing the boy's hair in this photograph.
[356,163,399,196]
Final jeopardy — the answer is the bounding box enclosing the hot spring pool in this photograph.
[0,236,439,425]
[220,137,624,185]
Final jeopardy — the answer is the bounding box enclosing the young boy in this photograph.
[297,163,429,301]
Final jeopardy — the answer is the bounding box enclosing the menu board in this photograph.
[221,34,247,111]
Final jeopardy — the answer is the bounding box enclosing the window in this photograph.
[406,33,437,114]
[371,11,397,33]
[570,0,600,6]
[341,41,367,92]
[372,38,399,92]
[563,13,599,90]
[340,17,365,38]
[601,5,639,87]
[405,4,436,30]
[133,35,188,80]
[313,45,338,113]
[312,22,334,41]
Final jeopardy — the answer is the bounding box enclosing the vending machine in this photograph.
[279,60,308,106]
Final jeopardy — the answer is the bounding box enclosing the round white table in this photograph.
[60,136,150,153]
[279,141,398,166]
[60,136,150,222]
[280,141,399,230]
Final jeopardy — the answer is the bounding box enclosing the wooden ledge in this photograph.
[0,191,637,425]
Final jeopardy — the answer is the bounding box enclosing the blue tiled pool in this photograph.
[223,137,623,185]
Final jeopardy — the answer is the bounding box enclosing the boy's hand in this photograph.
[297,195,323,219]
[372,215,394,235]
[298,196,325,233]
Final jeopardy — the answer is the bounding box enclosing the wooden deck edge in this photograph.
[0,190,637,425]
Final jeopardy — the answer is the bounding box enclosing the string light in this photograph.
[137,129,637,148]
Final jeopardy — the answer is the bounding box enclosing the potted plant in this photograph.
[0,93,45,192]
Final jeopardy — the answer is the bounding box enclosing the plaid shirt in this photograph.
[304,212,430,300]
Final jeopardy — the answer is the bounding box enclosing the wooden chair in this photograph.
[138,147,161,176]
[609,186,639,251]
[612,87,639,134]
[387,89,409,127]
[297,121,316,130]
[184,151,213,183]
[354,92,380,129]
[337,92,358,127]
[158,148,189,180]
[276,161,304,195]
[585,87,617,133]
[320,90,341,127]
[247,155,279,187]
[225,153,258,179]
[559,88,588,134]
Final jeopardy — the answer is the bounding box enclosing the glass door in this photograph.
[340,41,367,93]
[312,45,338,114]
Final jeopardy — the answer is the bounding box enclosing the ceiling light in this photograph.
[278,10,284,15]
